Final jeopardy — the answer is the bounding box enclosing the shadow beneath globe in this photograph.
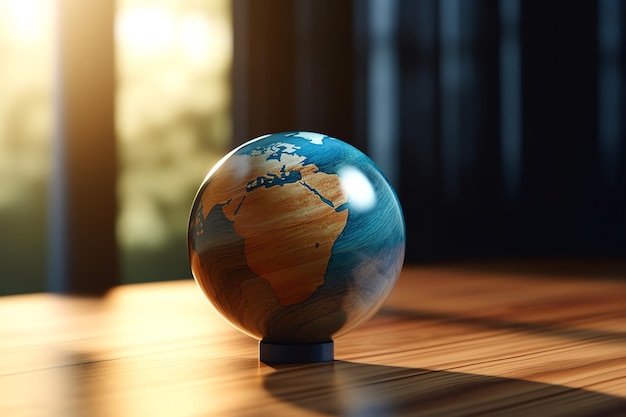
[263,361,626,416]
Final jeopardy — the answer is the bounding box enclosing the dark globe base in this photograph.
[259,341,334,364]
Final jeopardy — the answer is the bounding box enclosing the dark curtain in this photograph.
[394,0,626,262]
[233,0,626,263]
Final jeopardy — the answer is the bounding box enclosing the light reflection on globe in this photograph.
[188,132,405,348]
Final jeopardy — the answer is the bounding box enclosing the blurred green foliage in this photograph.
[0,0,231,294]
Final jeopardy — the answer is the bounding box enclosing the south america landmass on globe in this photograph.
[191,132,349,307]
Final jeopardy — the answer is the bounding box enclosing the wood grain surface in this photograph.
[1,263,625,416]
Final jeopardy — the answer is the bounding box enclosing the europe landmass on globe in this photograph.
[191,132,350,306]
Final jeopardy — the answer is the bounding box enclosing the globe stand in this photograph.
[259,341,334,364]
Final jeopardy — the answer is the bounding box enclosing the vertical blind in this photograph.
[358,0,625,261]
[235,0,626,263]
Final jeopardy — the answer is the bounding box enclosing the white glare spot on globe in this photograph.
[338,166,376,212]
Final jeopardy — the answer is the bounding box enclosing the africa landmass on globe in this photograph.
[191,132,349,306]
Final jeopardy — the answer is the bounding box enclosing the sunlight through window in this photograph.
[116,0,232,283]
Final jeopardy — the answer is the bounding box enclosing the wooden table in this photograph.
[1,263,625,416]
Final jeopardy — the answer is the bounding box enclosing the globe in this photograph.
[188,131,405,363]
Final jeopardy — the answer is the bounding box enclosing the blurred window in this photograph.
[116,0,232,283]
[0,0,232,294]
[0,0,54,294]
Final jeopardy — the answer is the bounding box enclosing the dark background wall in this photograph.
[3,0,622,296]
[233,0,626,263]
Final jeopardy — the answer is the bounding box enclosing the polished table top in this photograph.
[1,263,625,416]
